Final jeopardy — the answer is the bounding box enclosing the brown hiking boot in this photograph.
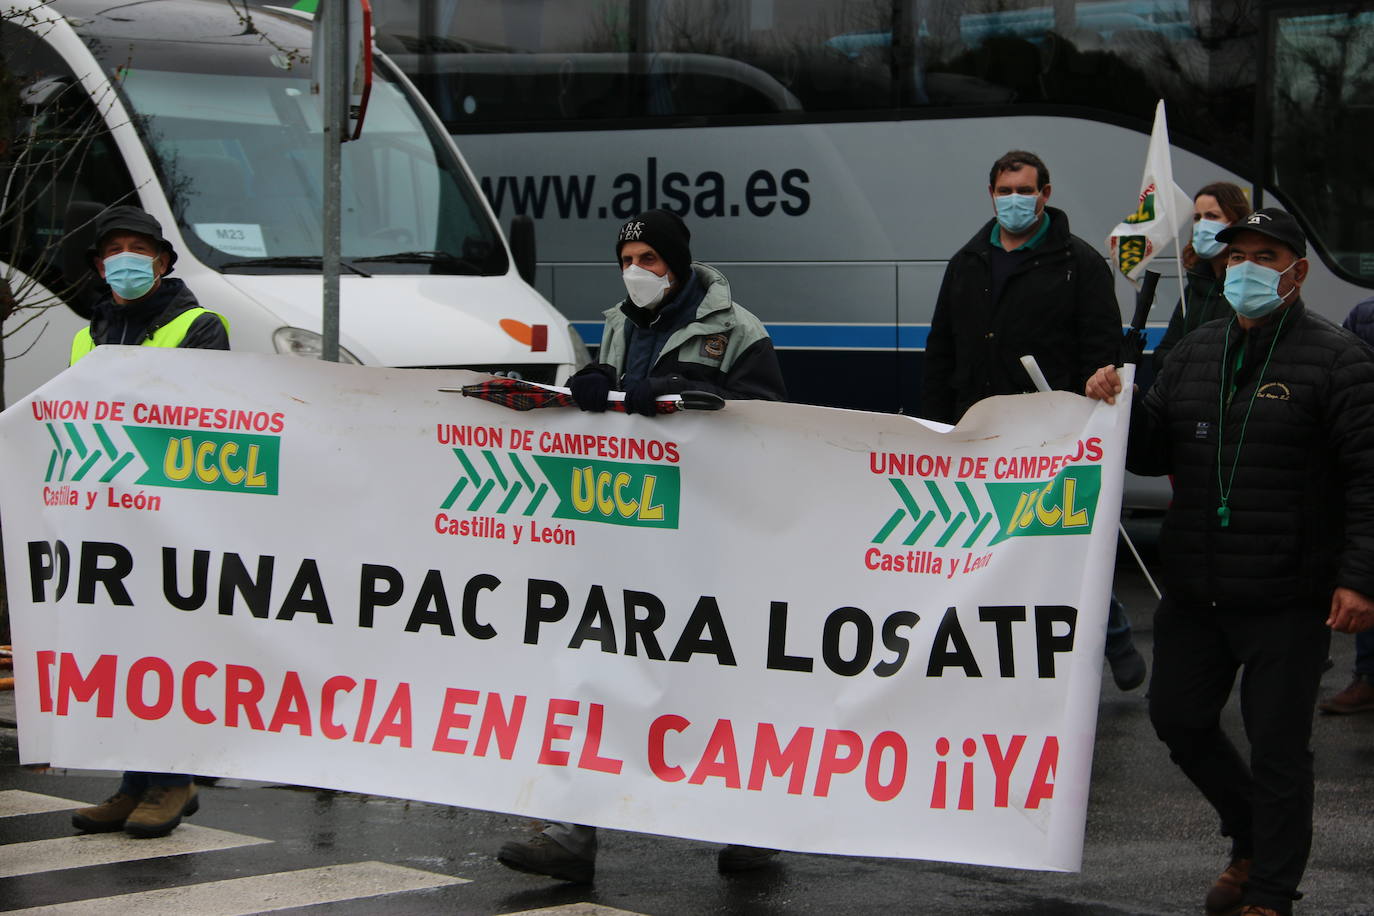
[71,793,140,833]
[1317,675,1374,715]
[124,784,199,838]
[1204,857,1251,914]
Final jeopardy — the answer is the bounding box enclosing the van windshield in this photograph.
[112,62,506,275]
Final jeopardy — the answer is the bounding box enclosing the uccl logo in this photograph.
[43,422,281,495]
[126,427,280,495]
[874,466,1099,548]
[984,466,1099,544]
[442,449,680,529]
[536,456,680,528]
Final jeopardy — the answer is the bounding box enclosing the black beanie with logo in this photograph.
[615,209,692,286]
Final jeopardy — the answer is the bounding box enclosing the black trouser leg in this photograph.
[1148,599,1254,855]
[1233,607,1329,914]
[1148,599,1329,915]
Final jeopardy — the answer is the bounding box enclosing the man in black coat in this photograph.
[922,150,1122,424]
[923,150,1145,691]
[1086,209,1374,916]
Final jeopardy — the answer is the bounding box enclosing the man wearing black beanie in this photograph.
[495,213,785,882]
[560,208,786,417]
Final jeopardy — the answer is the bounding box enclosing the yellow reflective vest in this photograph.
[70,307,229,365]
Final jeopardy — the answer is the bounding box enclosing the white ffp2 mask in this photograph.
[623,264,671,309]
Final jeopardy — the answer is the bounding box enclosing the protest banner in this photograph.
[0,348,1131,871]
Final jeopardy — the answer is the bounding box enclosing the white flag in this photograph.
[1106,100,1193,286]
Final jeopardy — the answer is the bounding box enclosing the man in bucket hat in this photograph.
[70,204,228,363]
[67,204,227,838]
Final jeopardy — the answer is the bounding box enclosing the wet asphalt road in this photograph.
[2,519,1373,915]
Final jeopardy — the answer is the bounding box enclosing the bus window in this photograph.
[384,51,805,128]
[1271,7,1374,283]
[378,0,894,125]
[381,0,1373,425]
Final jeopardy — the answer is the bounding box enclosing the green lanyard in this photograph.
[1215,311,1289,527]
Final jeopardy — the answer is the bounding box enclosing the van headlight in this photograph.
[273,327,363,364]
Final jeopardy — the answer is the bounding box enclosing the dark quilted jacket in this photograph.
[922,207,1121,424]
[1128,300,1374,610]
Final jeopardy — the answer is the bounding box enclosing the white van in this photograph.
[0,0,588,408]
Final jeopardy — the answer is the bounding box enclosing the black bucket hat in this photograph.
[86,205,178,272]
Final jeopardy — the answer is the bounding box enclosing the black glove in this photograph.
[623,374,686,417]
[568,363,617,412]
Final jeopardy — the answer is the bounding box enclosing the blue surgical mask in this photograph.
[1192,219,1228,259]
[103,251,158,301]
[994,193,1041,234]
[1224,260,1297,320]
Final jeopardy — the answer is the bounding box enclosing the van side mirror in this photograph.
[509,215,537,286]
[60,200,105,319]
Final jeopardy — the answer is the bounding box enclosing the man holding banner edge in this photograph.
[1086,208,1374,916]
[66,205,227,838]
[563,208,786,417]
[922,149,1147,693]
[497,210,786,883]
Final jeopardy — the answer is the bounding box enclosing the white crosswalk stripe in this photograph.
[0,823,272,879]
[0,789,655,914]
[1,861,469,915]
[0,790,83,817]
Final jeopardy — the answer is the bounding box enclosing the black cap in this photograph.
[1215,207,1307,259]
[616,209,692,286]
[86,205,178,271]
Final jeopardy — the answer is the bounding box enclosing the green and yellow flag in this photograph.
[1106,100,1193,286]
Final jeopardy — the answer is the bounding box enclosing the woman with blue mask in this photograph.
[1151,182,1251,374]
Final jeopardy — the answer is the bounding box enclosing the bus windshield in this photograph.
[108,55,506,275]
[384,0,1371,289]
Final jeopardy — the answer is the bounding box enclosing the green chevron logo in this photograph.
[441,448,551,515]
[442,449,680,528]
[873,478,996,549]
[44,422,139,484]
[874,465,1100,547]
[43,422,280,495]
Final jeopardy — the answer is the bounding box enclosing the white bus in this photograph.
[1,0,589,408]
[377,0,1372,421]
